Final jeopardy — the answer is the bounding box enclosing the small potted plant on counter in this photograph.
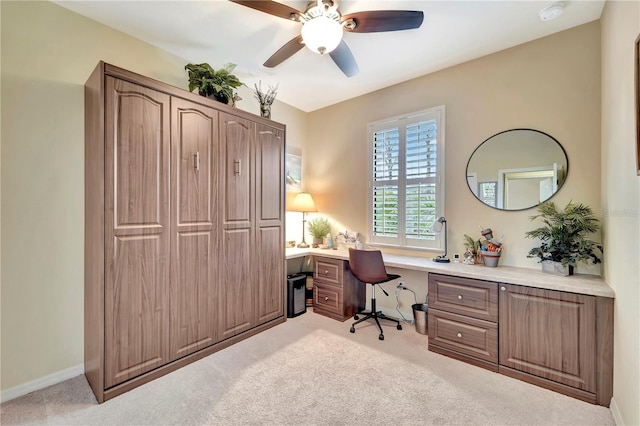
[307,217,331,248]
[463,234,480,264]
[525,201,602,276]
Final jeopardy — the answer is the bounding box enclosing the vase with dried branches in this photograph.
[254,81,278,119]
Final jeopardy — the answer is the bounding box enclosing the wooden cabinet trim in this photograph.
[426,272,612,407]
[312,256,364,321]
[499,284,596,393]
[313,257,342,286]
[428,273,498,322]
[428,308,498,364]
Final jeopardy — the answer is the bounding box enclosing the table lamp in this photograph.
[288,192,318,248]
[431,216,450,263]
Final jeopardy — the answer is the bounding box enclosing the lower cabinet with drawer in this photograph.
[313,256,365,321]
[427,272,613,407]
[428,273,499,371]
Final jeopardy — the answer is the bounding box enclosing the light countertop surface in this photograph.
[286,247,615,298]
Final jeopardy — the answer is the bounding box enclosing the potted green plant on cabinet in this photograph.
[525,201,602,276]
[185,62,245,105]
[307,217,331,248]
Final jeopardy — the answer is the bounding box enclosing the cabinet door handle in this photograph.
[233,159,241,175]
[457,332,463,338]
[324,296,329,301]
[194,152,200,172]
[323,270,328,275]
[501,286,506,291]
[457,294,463,300]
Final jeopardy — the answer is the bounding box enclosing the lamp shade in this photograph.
[289,192,318,213]
[431,216,446,233]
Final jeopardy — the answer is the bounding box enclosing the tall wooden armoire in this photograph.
[85,62,285,402]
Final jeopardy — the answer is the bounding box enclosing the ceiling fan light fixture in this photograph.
[301,16,342,55]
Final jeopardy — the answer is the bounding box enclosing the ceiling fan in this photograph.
[229,0,424,77]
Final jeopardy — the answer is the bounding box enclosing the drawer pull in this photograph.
[501,286,506,291]
[324,296,329,301]
[457,332,463,338]
[457,295,463,300]
[323,270,328,275]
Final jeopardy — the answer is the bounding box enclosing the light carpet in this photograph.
[0,309,614,425]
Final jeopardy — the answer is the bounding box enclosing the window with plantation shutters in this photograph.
[368,106,445,250]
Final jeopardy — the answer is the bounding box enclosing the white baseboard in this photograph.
[610,397,624,425]
[1,364,84,403]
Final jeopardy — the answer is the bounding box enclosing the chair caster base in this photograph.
[350,326,355,333]
[354,314,359,320]
[379,334,384,340]
[397,324,402,330]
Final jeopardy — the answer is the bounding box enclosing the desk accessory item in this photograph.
[431,217,450,263]
[288,192,318,248]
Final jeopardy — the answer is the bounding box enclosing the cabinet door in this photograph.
[219,113,255,338]
[255,124,284,324]
[104,77,171,388]
[499,284,596,392]
[169,98,219,360]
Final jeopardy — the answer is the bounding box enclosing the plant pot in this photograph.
[481,251,501,267]
[312,237,323,248]
[207,92,229,104]
[541,260,574,276]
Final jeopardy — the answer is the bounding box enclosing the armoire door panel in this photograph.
[173,99,218,226]
[499,285,596,392]
[104,77,170,389]
[220,228,253,338]
[257,226,284,324]
[170,231,216,359]
[170,97,219,361]
[105,235,169,388]
[220,113,252,225]
[256,127,283,223]
[108,79,167,229]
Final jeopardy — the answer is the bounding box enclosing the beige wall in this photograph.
[305,22,602,274]
[601,1,640,424]
[0,0,305,393]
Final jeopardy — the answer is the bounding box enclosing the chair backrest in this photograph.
[348,248,389,284]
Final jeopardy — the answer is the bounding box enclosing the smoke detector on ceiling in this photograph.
[539,2,564,21]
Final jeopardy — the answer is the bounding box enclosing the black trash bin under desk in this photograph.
[287,273,307,318]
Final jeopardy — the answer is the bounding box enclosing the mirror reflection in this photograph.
[466,129,568,211]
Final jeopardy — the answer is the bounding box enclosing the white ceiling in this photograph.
[54,0,604,112]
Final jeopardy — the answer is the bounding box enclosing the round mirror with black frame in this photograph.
[466,129,568,211]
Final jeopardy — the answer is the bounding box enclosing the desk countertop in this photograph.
[286,247,615,299]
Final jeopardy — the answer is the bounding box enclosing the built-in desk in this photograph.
[287,246,614,406]
[286,247,614,298]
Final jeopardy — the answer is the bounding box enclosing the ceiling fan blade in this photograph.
[264,35,304,68]
[229,0,302,21]
[329,40,359,77]
[342,10,424,33]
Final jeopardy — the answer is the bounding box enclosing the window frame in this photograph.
[366,105,446,251]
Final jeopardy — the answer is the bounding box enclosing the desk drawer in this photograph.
[428,308,498,364]
[428,273,498,322]
[313,283,343,315]
[314,257,342,286]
